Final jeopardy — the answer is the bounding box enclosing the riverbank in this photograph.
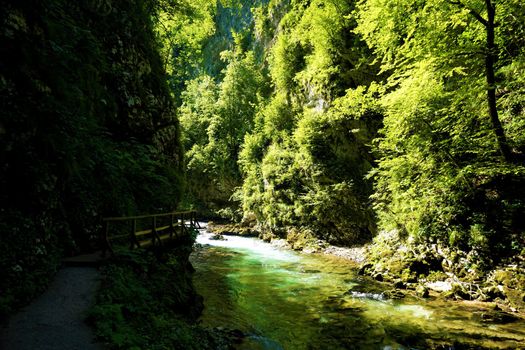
[207,222,525,318]
[360,229,525,316]
[88,237,240,349]
[193,228,525,349]
[207,222,367,262]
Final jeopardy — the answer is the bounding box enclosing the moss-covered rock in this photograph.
[360,229,525,314]
[90,245,234,349]
[207,222,258,237]
[285,227,321,252]
[416,285,430,298]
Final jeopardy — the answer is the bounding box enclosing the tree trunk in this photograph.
[485,0,512,162]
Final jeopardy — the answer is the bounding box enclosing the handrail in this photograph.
[103,210,196,222]
[101,210,199,255]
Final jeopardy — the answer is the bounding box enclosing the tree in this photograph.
[356,0,525,254]
[154,0,216,101]
[447,0,511,161]
[179,44,265,210]
[356,0,524,163]
[237,0,381,242]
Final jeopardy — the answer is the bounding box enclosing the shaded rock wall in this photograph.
[0,0,182,315]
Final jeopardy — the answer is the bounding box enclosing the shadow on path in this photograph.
[1,267,102,350]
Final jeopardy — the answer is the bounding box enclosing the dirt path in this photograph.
[0,267,103,350]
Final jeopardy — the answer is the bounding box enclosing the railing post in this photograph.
[102,220,112,256]
[131,218,138,249]
[180,212,184,236]
[194,211,201,229]
[152,216,158,246]
[170,213,174,239]
[102,210,198,250]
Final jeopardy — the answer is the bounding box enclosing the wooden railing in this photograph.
[102,210,199,254]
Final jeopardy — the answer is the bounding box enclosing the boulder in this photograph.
[373,273,383,282]
[426,281,453,293]
[481,285,506,301]
[209,234,226,241]
[416,285,429,298]
[393,280,406,289]
[358,263,373,276]
[383,289,405,299]
[445,283,474,300]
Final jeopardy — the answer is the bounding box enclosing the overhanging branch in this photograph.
[446,0,488,27]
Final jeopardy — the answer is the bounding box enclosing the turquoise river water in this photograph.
[190,227,525,349]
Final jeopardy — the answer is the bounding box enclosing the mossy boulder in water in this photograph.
[485,266,525,311]
[362,230,447,283]
[383,289,406,299]
[207,222,258,237]
[210,234,227,241]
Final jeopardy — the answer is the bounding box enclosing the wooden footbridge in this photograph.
[102,210,200,254]
[63,210,200,266]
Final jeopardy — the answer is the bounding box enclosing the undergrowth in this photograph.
[89,246,230,349]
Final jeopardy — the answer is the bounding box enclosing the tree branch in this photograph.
[446,0,488,27]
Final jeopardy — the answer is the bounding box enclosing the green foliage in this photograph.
[90,249,226,349]
[269,0,377,100]
[240,86,381,243]
[235,0,381,243]
[154,0,216,100]
[178,1,382,241]
[180,47,266,212]
[200,0,269,77]
[357,0,525,259]
[179,0,525,261]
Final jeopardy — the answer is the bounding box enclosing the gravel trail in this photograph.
[1,267,103,350]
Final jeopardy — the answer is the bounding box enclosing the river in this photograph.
[190,226,525,349]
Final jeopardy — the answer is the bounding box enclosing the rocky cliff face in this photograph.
[0,0,182,315]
